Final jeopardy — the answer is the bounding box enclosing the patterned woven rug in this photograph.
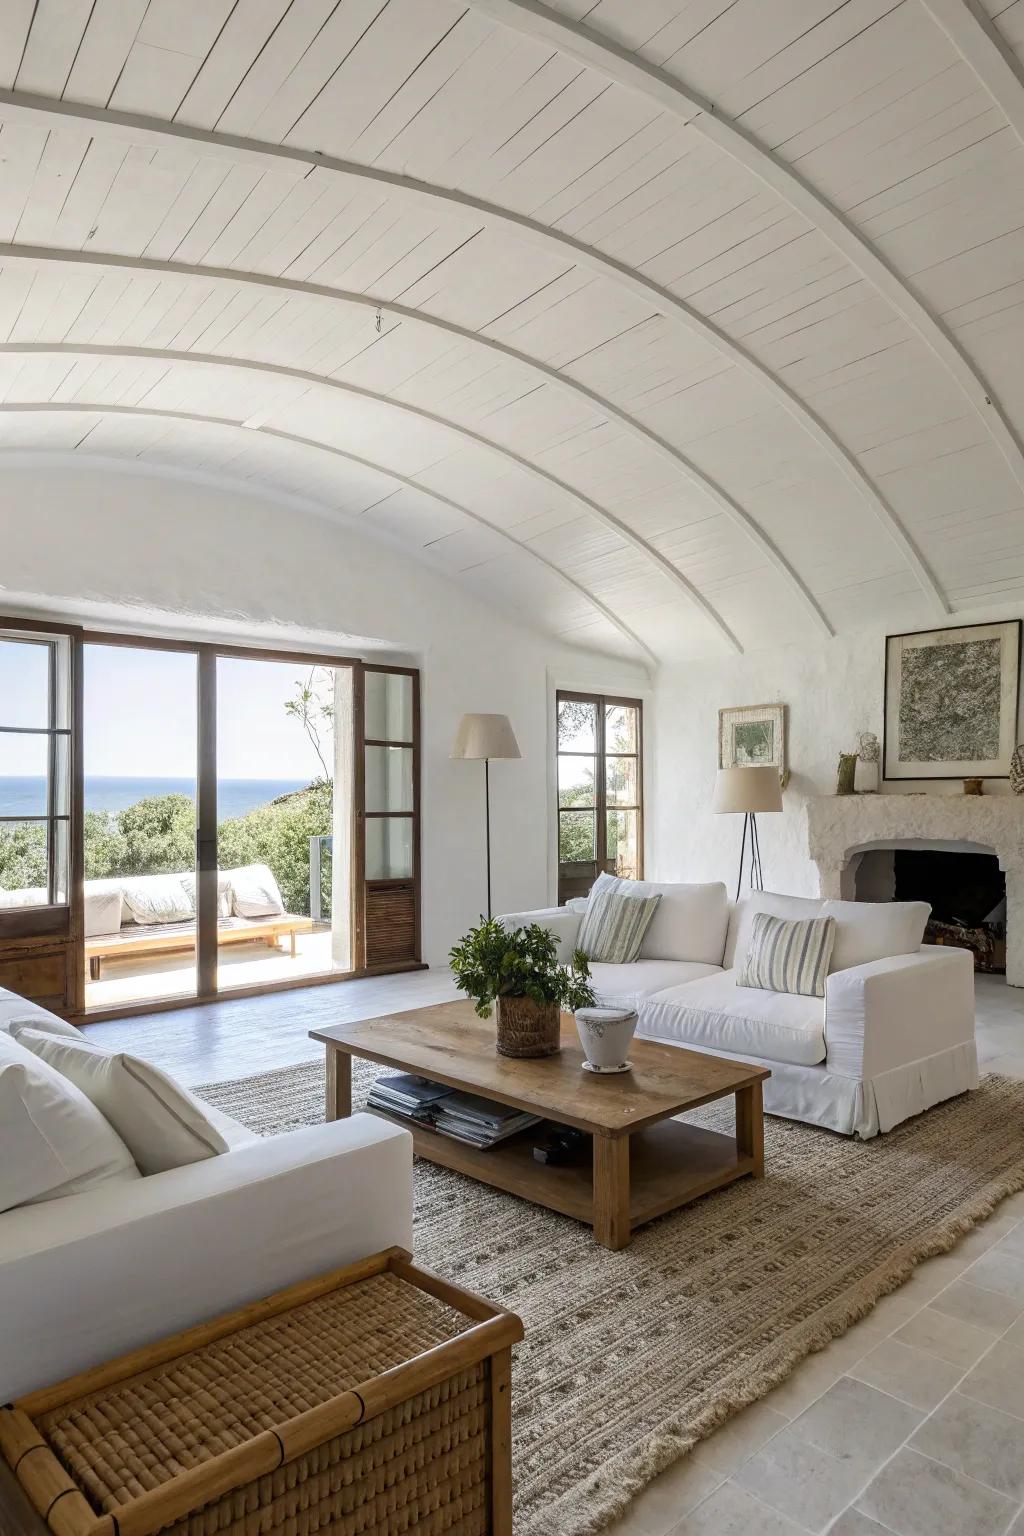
[198,1062,1024,1536]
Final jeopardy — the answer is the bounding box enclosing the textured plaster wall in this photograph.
[0,462,648,965]
[650,617,1024,901]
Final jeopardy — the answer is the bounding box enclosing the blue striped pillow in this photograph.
[578,889,661,965]
[737,912,836,999]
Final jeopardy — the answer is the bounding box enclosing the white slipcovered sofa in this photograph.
[499,880,978,1139]
[0,986,412,1401]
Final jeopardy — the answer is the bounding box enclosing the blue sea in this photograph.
[0,776,310,820]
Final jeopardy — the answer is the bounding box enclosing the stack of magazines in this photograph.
[367,1073,540,1149]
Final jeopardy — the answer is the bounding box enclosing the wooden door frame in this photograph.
[555,689,644,905]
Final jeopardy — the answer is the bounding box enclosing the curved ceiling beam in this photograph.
[0,243,857,630]
[919,0,1024,148]
[0,398,657,664]
[0,340,755,650]
[0,96,945,614]
[468,0,1024,499]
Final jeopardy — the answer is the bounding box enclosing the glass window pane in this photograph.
[0,639,50,728]
[365,746,413,813]
[559,809,595,863]
[0,732,48,814]
[606,755,638,807]
[558,755,596,809]
[605,704,638,754]
[52,819,69,904]
[365,672,412,741]
[557,698,596,752]
[0,819,49,904]
[366,816,413,879]
[607,810,640,880]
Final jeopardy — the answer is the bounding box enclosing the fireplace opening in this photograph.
[854,848,1006,973]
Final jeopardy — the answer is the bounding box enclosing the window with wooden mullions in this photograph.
[556,692,642,904]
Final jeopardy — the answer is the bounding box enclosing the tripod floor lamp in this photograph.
[451,713,521,919]
[713,765,783,900]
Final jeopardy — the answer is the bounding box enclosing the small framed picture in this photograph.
[884,620,1022,780]
[719,704,788,786]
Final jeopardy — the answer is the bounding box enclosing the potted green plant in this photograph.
[449,918,596,1058]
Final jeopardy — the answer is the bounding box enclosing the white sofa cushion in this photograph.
[724,891,824,969]
[820,899,930,973]
[640,968,827,1066]
[0,989,82,1040]
[120,872,195,925]
[228,863,285,918]
[83,885,123,937]
[17,1030,232,1175]
[0,1033,139,1211]
[589,959,722,1006]
[591,873,729,965]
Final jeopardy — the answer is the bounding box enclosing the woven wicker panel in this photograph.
[41,1272,473,1514]
[169,1366,490,1536]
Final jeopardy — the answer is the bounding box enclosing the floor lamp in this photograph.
[451,713,521,920]
[713,765,783,901]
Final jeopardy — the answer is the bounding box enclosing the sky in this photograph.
[0,639,334,781]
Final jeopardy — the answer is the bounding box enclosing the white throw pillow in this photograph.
[591,873,729,965]
[228,863,285,918]
[724,891,824,970]
[820,899,931,973]
[119,873,195,925]
[179,872,233,917]
[0,1034,139,1212]
[17,1030,231,1175]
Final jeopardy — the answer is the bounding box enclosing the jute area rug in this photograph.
[198,1062,1024,1536]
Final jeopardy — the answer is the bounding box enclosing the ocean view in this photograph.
[0,776,310,821]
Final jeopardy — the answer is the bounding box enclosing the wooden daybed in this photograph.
[85,914,316,979]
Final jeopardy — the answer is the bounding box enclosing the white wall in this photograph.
[0,462,649,965]
[650,613,1024,901]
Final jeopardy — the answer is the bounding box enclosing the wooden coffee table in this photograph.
[311,1001,769,1251]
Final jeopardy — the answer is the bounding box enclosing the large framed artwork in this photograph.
[883,621,1022,781]
[718,703,788,786]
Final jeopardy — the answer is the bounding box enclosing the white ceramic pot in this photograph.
[575,1007,638,1074]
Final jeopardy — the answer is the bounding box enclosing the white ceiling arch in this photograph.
[0,341,759,650]
[0,93,951,618]
[467,0,1024,496]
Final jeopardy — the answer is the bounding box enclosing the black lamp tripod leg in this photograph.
[735,812,749,902]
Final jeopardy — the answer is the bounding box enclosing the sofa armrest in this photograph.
[825,946,975,1080]
[497,906,583,965]
[0,1115,412,1400]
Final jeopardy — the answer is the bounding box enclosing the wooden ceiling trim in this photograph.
[0,96,946,616]
[919,0,1024,148]
[467,0,1024,502]
[0,395,657,663]
[0,338,750,649]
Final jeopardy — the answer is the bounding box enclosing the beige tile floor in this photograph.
[88,971,1024,1536]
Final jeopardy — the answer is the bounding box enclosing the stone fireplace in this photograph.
[805,795,1024,986]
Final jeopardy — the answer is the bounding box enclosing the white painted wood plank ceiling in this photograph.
[0,0,1022,662]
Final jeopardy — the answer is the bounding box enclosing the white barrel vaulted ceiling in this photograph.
[0,0,1022,666]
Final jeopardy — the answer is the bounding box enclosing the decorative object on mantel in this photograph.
[575,1006,638,1074]
[855,731,880,793]
[449,917,594,1058]
[1011,744,1024,794]
[883,620,1022,781]
[836,752,858,795]
[451,711,521,919]
[964,778,984,796]
[719,702,789,787]
[713,764,783,900]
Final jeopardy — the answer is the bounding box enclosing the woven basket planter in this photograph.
[495,995,560,1057]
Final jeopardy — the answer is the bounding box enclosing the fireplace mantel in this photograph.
[805,794,1024,985]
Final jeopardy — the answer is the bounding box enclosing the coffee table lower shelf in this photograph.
[367,1107,758,1248]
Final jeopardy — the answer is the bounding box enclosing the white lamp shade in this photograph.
[451,713,521,761]
[713,765,783,814]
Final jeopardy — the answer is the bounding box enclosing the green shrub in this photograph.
[218,782,333,916]
[0,821,47,891]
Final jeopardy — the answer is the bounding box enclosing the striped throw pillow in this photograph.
[737,912,836,999]
[578,889,661,965]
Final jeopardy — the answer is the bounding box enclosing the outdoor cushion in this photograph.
[83,886,123,938]
[639,969,827,1067]
[821,899,930,973]
[590,873,729,965]
[588,959,722,1007]
[17,1030,231,1175]
[228,863,285,919]
[119,873,194,925]
[0,1033,139,1212]
[724,890,825,969]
